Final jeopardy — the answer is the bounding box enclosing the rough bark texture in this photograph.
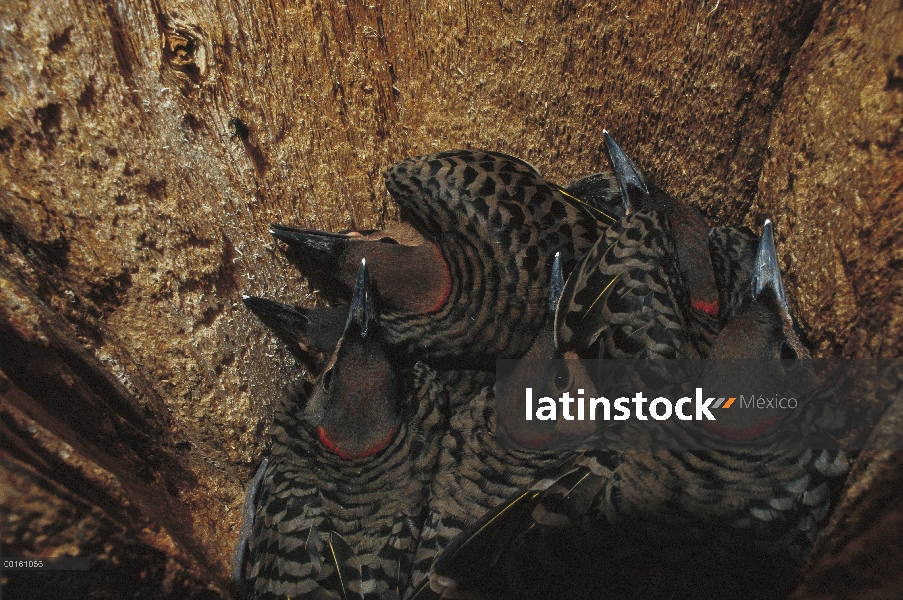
[752,0,903,359]
[0,0,900,597]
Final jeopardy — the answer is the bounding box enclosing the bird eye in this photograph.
[554,365,572,392]
[780,340,798,361]
[322,368,333,391]
[378,237,399,244]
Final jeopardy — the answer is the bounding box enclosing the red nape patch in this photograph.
[317,426,397,459]
[691,298,720,316]
[515,433,554,448]
[702,415,780,441]
[427,242,452,313]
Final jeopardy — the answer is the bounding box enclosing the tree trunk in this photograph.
[0,0,900,597]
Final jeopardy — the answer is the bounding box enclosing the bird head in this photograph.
[303,260,404,459]
[603,130,721,323]
[270,221,451,314]
[496,253,599,449]
[700,220,813,442]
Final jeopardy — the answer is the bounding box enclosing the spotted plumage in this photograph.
[244,369,446,599]
[405,384,569,599]
[576,132,729,354]
[708,225,759,325]
[241,262,449,599]
[555,133,771,360]
[407,257,606,599]
[419,222,848,599]
[569,225,844,551]
[561,171,625,220]
[601,132,721,331]
[272,150,615,368]
[555,209,693,359]
[496,253,599,449]
[238,139,847,600]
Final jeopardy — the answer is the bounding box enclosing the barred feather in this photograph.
[417,220,849,599]
[379,150,612,364]
[406,386,570,598]
[555,211,693,359]
[246,364,449,599]
[561,171,625,221]
[708,225,759,325]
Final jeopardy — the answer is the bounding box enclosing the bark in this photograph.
[752,0,903,359]
[0,0,900,597]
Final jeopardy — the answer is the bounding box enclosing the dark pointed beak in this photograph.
[242,295,309,343]
[549,251,564,317]
[269,224,347,273]
[314,259,399,459]
[751,219,789,313]
[344,259,379,339]
[603,130,651,214]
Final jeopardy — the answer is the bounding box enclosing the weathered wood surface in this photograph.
[753,0,903,359]
[0,0,901,597]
